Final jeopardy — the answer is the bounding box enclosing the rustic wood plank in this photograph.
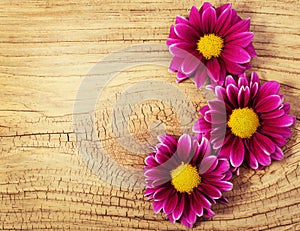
[0,0,299,230]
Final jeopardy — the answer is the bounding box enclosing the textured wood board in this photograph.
[0,0,300,230]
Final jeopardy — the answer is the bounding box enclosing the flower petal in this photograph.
[258,81,280,99]
[201,6,217,33]
[271,146,284,160]
[254,133,275,155]
[194,188,212,208]
[255,95,282,113]
[222,45,251,64]
[174,23,199,43]
[224,18,250,36]
[215,6,232,35]
[200,182,222,199]
[153,200,164,213]
[194,67,208,88]
[176,134,192,162]
[248,152,259,169]
[238,86,250,107]
[207,58,220,82]
[199,156,217,174]
[189,6,201,30]
[163,190,178,214]
[191,191,204,216]
[263,115,295,127]
[181,54,201,75]
[230,137,245,167]
[169,56,183,72]
[225,32,254,47]
[172,194,185,220]
[223,58,246,74]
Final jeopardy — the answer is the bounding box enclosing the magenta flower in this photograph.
[144,134,233,228]
[193,73,296,169]
[167,3,256,88]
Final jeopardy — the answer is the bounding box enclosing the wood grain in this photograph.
[0,0,300,230]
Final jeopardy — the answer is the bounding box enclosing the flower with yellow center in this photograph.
[227,107,260,139]
[171,162,201,194]
[197,34,224,60]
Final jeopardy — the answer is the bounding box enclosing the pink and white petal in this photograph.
[203,208,215,218]
[166,37,182,46]
[153,200,164,213]
[169,56,183,72]
[225,75,237,87]
[223,58,247,74]
[245,43,257,57]
[175,15,189,24]
[216,3,231,16]
[172,194,185,221]
[258,81,281,98]
[263,115,295,127]
[169,43,191,58]
[193,118,211,133]
[225,32,254,47]
[254,133,275,155]
[193,189,212,208]
[238,75,249,87]
[215,85,227,101]
[199,156,217,175]
[282,103,290,114]
[163,190,178,214]
[224,18,250,36]
[181,54,201,75]
[260,109,285,120]
[167,214,175,223]
[248,152,259,169]
[238,86,250,107]
[180,215,193,229]
[201,6,217,33]
[215,7,232,35]
[176,134,192,162]
[218,135,234,158]
[174,23,199,43]
[176,71,189,83]
[189,6,202,31]
[271,146,284,160]
[222,45,251,64]
[209,180,233,191]
[229,137,245,167]
[155,151,170,165]
[191,191,204,216]
[255,148,272,166]
[145,154,159,167]
[255,95,282,113]
[226,83,239,107]
[199,182,222,199]
[261,125,291,138]
[153,187,172,201]
[194,67,208,88]
[217,59,227,85]
[214,158,230,174]
[207,58,220,82]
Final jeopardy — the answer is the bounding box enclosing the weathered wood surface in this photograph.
[0,0,299,230]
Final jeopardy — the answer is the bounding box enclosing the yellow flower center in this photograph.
[227,107,260,139]
[197,34,224,60]
[171,162,201,194]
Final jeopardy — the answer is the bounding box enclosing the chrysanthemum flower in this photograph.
[193,73,296,169]
[144,134,233,228]
[167,3,256,87]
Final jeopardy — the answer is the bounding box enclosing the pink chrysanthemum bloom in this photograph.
[193,73,296,169]
[167,3,256,88]
[144,134,233,228]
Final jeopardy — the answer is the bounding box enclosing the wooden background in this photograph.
[0,0,300,230]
